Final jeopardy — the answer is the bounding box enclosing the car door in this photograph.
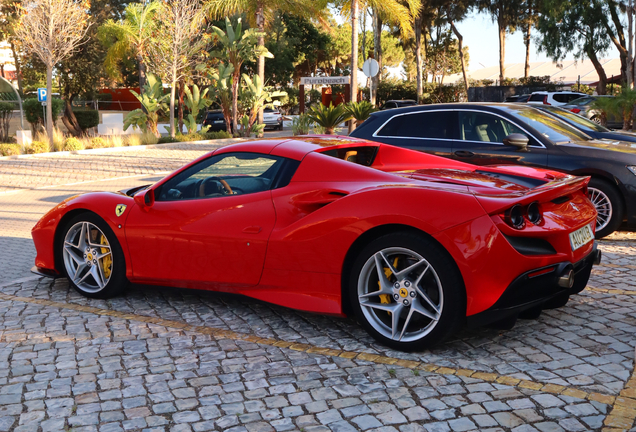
[371,110,456,158]
[125,152,288,287]
[450,110,548,167]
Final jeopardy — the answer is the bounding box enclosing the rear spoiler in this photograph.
[474,176,590,215]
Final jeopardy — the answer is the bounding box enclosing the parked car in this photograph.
[380,100,417,110]
[504,94,530,103]
[537,106,636,143]
[202,110,227,131]
[561,95,622,129]
[527,91,587,107]
[263,108,283,130]
[31,137,600,351]
[350,103,636,238]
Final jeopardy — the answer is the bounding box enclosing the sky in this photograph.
[346,8,621,73]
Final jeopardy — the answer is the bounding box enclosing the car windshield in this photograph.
[502,107,592,144]
[542,107,609,133]
[568,96,594,106]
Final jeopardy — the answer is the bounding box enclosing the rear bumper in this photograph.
[467,242,600,327]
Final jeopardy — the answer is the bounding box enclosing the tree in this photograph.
[536,0,610,94]
[211,18,272,134]
[479,0,521,84]
[184,85,211,134]
[14,0,90,143]
[99,1,160,92]
[519,0,539,78]
[333,0,416,131]
[207,62,234,133]
[205,0,327,130]
[123,73,169,136]
[59,0,128,137]
[0,0,24,93]
[423,30,468,84]
[144,0,207,138]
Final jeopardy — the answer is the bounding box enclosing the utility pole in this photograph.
[629,0,633,88]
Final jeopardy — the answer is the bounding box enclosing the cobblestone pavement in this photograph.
[0,140,635,431]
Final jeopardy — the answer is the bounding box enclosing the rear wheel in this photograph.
[349,232,465,351]
[61,213,128,298]
[588,178,623,238]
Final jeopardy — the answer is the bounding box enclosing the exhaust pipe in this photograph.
[558,268,574,288]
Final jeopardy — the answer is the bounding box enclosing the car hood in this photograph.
[558,138,636,159]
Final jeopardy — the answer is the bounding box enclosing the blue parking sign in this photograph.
[37,88,47,102]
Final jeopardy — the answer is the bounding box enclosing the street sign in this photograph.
[363,59,380,77]
[37,88,47,102]
[300,76,348,85]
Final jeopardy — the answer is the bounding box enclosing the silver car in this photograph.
[263,108,283,130]
[561,95,622,129]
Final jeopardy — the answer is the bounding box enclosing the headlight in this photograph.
[628,166,636,175]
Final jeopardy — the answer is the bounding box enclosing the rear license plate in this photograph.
[569,223,594,251]
[214,120,223,124]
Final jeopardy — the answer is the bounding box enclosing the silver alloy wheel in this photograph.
[591,116,602,125]
[357,247,443,342]
[62,221,112,293]
[588,187,612,231]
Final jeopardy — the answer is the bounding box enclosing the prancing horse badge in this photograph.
[115,204,127,217]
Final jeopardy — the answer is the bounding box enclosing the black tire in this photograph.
[59,212,128,299]
[348,232,465,352]
[588,178,624,239]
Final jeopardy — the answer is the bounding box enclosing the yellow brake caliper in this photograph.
[378,257,399,314]
[100,235,112,279]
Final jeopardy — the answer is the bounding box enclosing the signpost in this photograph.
[362,59,380,103]
[37,88,47,128]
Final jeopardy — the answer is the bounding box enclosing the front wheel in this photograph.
[349,232,465,352]
[588,178,623,238]
[60,213,128,298]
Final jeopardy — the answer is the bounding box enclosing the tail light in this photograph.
[570,108,581,114]
[543,96,550,105]
[504,205,525,229]
[527,202,542,225]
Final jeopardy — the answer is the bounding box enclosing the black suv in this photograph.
[350,103,636,238]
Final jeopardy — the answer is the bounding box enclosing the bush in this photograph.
[89,137,107,149]
[63,137,84,151]
[291,114,312,136]
[73,110,99,130]
[204,130,232,140]
[376,80,417,105]
[23,98,64,131]
[158,136,179,144]
[0,143,20,156]
[177,132,205,142]
[141,131,159,145]
[28,141,50,154]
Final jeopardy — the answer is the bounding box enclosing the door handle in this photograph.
[242,226,262,234]
[454,150,474,158]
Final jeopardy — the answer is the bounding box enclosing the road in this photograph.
[0,138,634,431]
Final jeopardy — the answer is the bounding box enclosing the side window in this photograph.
[529,94,545,102]
[568,94,583,102]
[459,112,541,147]
[156,152,290,201]
[553,94,569,103]
[376,111,453,139]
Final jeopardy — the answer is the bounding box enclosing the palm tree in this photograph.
[333,0,416,132]
[211,18,272,133]
[99,1,160,92]
[205,0,327,127]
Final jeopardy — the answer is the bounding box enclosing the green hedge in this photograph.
[376,81,465,106]
[23,98,64,127]
[73,110,99,130]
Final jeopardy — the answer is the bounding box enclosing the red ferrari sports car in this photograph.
[32,137,600,351]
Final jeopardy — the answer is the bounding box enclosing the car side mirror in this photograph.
[134,188,155,208]
[503,133,529,152]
